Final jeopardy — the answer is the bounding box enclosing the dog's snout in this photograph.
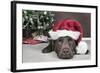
[58,53,73,59]
[57,48,73,59]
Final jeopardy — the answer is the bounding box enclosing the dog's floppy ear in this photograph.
[72,40,77,54]
[49,40,55,51]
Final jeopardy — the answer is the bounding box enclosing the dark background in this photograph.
[53,11,91,37]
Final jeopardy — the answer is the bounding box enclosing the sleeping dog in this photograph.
[42,19,88,59]
[42,36,77,59]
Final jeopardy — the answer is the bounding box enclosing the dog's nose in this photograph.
[63,48,70,54]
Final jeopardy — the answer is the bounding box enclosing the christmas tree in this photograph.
[22,10,54,38]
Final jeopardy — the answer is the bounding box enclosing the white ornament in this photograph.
[46,17,49,19]
[76,41,88,54]
[40,15,43,19]
[40,26,43,29]
[30,18,33,21]
[25,16,28,20]
[44,11,47,15]
[38,26,41,29]
[24,11,27,14]
[46,23,49,26]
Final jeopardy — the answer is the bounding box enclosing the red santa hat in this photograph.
[49,19,88,54]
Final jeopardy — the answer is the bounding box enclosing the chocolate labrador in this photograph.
[42,36,77,59]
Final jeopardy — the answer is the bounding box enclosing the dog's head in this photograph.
[54,36,77,59]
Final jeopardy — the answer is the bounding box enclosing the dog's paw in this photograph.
[42,47,53,53]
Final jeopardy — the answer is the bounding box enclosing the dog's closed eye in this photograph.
[57,37,63,43]
[58,39,63,42]
[67,37,73,41]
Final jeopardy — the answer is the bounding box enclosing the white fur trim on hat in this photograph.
[49,29,80,40]
[76,41,88,54]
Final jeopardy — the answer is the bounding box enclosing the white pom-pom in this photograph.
[76,41,88,54]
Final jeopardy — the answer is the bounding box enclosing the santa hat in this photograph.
[49,19,88,54]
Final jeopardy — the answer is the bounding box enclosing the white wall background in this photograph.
[0,0,99,73]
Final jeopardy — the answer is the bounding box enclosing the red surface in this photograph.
[23,38,42,45]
